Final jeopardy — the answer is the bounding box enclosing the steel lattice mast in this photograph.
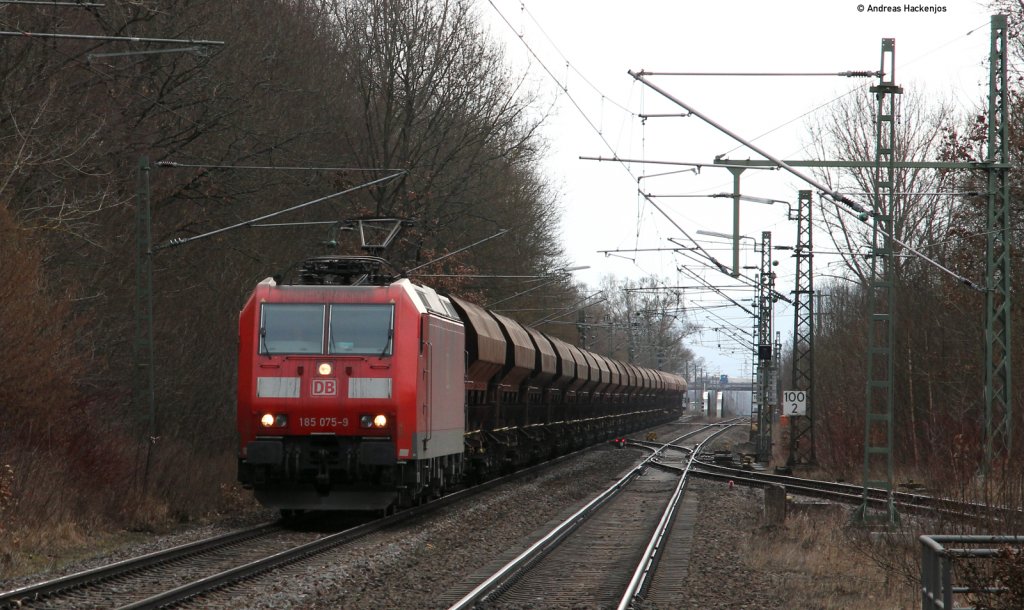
[788,190,815,466]
[858,39,901,524]
[756,230,775,462]
[985,14,1012,471]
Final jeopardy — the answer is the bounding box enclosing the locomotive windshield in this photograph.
[260,304,325,354]
[328,304,394,355]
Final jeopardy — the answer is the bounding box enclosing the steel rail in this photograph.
[629,441,1018,522]
[445,425,721,610]
[117,526,383,610]
[111,443,620,609]
[631,439,935,505]
[630,440,905,509]
[0,523,280,608]
[3,439,621,609]
[686,468,1006,523]
[617,423,739,610]
[688,459,1020,520]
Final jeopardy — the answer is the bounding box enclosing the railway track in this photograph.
[0,518,374,610]
[631,439,1019,522]
[0,523,292,609]
[441,421,1016,609]
[444,422,738,609]
[0,442,624,610]
[21,417,1002,609]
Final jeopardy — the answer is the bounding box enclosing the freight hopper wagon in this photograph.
[236,256,686,513]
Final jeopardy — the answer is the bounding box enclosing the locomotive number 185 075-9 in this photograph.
[298,417,349,428]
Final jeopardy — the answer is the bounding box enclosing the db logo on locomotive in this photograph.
[311,379,337,396]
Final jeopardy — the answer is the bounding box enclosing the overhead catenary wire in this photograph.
[623,285,751,291]
[716,20,990,158]
[0,30,224,45]
[686,299,754,349]
[0,14,290,182]
[488,1,827,363]
[674,256,754,317]
[674,241,793,305]
[580,155,778,172]
[483,12,743,308]
[640,71,879,77]
[400,229,509,276]
[514,1,635,115]
[156,161,406,172]
[0,1,104,5]
[530,291,607,326]
[152,171,406,251]
[251,221,340,228]
[629,70,872,217]
[629,70,986,293]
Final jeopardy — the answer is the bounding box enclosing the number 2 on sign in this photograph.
[783,390,806,416]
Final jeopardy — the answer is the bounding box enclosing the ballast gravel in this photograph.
[3,423,794,609]
[217,430,789,609]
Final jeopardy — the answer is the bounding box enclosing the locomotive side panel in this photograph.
[414,313,466,460]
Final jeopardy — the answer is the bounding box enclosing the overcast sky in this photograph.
[484,0,997,377]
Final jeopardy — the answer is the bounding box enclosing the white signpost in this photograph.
[783,390,806,416]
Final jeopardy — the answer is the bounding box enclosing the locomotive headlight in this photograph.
[260,413,287,428]
[317,362,333,376]
[373,414,388,428]
[360,414,373,428]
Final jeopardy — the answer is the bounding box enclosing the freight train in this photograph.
[236,255,686,514]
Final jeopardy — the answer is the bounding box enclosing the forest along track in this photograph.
[444,422,739,610]
[0,440,655,610]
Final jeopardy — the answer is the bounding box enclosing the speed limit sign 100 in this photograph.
[783,390,806,416]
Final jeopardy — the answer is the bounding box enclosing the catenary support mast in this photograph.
[857,39,900,524]
[788,190,815,466]
[756,231,775,462]
[984,14,1012,472]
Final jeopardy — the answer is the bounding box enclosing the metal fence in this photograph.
[920,535,1024,610]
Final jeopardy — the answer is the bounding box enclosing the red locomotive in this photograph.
[236,255,686,514]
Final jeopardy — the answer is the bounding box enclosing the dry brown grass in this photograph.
[0,475,266,583]
[0,442,259,583]
[745,507,918,609]
[1,521,97,580]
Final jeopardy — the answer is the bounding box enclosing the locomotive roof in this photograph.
[254,277,459,320]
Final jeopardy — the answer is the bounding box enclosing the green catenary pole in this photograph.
[984,14,1011,472]
[756,231,774,462]
[858,39,900,525]
[788,190,815,466]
